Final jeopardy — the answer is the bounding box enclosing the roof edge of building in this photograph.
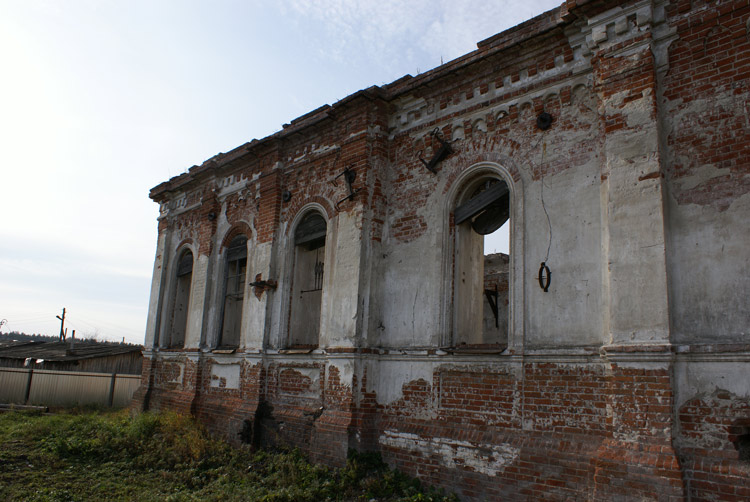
[150,1,581,199]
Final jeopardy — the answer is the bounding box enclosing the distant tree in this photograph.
[0,331,58,343]
[0,331,142,348]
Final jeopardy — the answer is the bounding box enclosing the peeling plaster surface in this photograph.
[320,210,361,347]
[378,241,443,347]
[674,361,750,409]
[379,430,519,477]
[667,192,750,343]
[328,360,354,386]
[674,164,732,192]
[277,366,320,398]
[210,363,240,389]
[368,359,435,406]
[525,162,603,347]
[243,242,273,347]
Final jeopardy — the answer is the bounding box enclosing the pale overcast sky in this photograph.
[0,0,561,343]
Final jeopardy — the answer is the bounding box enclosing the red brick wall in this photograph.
[664,0,750,211]
[136,349,750,501]
[137,1,750,500]
[140,356,685,500]
[660,3,750,498]
[373,361,682,500]
[678,390,750,500]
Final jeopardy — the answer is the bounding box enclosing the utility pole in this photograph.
[56,308,66,341]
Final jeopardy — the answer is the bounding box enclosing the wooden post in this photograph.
[24,368,34,405]
[108,373,117,407]
[56,308,66,341]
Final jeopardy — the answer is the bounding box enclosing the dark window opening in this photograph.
[289,212,327,348]
[219,236,247,348]
[735,430,750,463]
[167,249,193,348]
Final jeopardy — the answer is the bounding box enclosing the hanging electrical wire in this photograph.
[540,141,553,264]
[536,113,553,292]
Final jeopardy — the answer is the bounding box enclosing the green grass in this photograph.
[0,409,457,502]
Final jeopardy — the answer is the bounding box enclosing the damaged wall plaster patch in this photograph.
[210,363,240,389]
[379,430,519,477]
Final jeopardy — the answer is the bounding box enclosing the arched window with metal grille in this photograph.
[288,211,327,349]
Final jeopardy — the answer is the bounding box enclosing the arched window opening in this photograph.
[219,235,247,348]
[453,178,510,350]
[168,249,193,348]
[288,212,327,348]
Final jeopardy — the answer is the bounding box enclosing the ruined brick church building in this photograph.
[133,0,750,499]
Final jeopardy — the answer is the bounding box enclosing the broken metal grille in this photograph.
[301,250,324,293]
[314,260,324,290]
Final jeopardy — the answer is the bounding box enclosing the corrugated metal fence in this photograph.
[0,367,141,408]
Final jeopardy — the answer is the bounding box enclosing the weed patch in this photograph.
[0,410,456,501]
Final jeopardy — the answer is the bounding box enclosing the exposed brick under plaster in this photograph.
[136,1,750,500]
[134,355,706,500]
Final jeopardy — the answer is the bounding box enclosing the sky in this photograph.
[0,0,561,344]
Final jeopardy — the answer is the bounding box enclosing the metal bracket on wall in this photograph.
[332,166,362,211]
[418,127,453,174]
[249,273,277,299]
[538,262,551,292]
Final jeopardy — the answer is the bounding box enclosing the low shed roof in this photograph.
[0,341,142,362]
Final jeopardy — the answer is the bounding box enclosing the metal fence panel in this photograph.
[28,370,111,407]
[112,375,141,407]
[0,368,30,403]
[0,368,142,408]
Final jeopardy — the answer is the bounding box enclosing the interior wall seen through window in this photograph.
[454,178,510,348]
